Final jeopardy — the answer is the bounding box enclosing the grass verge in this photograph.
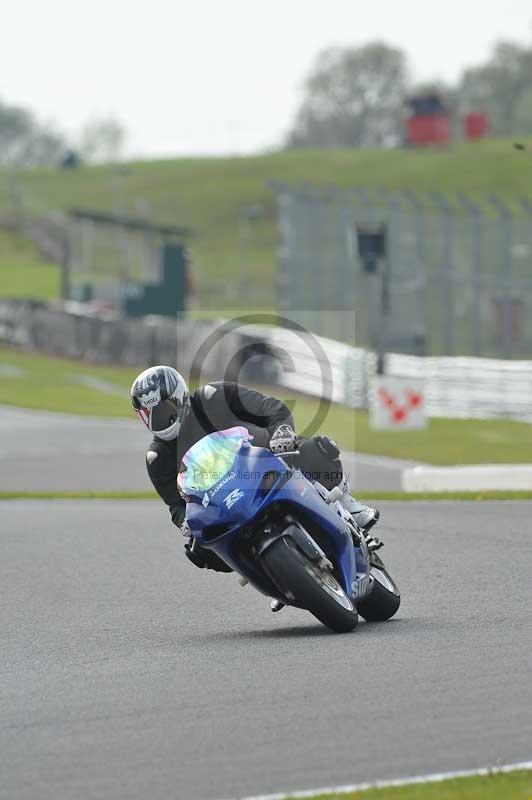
[298,769,532,799]
[1,491,531,501]
[1,345,531,465]
[302,404,532,465]
[360,491,532,501]
[0,345,136,417]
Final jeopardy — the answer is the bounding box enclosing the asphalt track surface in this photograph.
[0,406,412,492]
[2,499,532,800]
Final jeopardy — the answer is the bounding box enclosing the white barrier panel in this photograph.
[247,325,532,423]
[239,324,368,408]
[382,352,532,423]
[370,377,427,430]
[402,464,532,492]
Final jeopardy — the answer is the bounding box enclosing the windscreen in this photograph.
[178,426,252,495]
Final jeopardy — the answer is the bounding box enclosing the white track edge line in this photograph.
[220,760,532,800]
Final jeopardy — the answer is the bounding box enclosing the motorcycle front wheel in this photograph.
[262,536,358,633]
[356,565,401,622]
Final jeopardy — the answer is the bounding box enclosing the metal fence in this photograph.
[63,210,192,310]
[1,208,168,305]
[67,212,158,300]
[274,183,532,359]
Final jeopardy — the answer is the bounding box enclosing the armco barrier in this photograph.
[0,300,240,380]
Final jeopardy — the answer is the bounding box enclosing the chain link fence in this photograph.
[274,183,532,359]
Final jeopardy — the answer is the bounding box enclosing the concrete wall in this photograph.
[0,299,240,379]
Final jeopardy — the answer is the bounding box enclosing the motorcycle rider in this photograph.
[131,365,382,572]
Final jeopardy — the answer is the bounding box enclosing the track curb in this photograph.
[403,463,532,491]
[221,760,532,800]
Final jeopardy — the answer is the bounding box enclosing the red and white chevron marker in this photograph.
[370,377,427,430]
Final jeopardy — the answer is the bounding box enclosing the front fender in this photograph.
[257,522,327,563]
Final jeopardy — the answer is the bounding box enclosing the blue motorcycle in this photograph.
[178,426,400,633]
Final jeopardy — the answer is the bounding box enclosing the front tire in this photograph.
[262,536,358,633]
[356,568,400,622]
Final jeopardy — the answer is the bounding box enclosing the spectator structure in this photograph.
[405,92,450,146]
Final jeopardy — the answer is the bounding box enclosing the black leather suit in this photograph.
[146,381,344,529]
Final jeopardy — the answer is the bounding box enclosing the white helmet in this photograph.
[131,365,189,441]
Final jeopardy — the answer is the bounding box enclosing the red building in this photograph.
[464,112,488,141]
[406,93,451,146]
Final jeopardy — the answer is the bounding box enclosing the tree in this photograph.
[286,43,409,148]
[458,41,532,136]
[0,99,66,167]
[79,118,126,164]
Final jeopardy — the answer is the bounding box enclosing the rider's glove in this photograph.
[269,423,297,455]
[171,503,186,529]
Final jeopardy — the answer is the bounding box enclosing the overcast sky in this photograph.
[1,0,531,157]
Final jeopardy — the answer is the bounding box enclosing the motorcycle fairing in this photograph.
[182,432,370,601]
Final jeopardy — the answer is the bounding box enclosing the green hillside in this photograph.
[0,229,60,298]
[0,140,530,308]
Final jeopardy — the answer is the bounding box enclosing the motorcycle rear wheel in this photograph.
[262,536,358,633]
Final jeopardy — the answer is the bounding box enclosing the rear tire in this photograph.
[356,568,400,622]
[262,536,358,633]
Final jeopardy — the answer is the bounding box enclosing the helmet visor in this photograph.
[149,396,186,433]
